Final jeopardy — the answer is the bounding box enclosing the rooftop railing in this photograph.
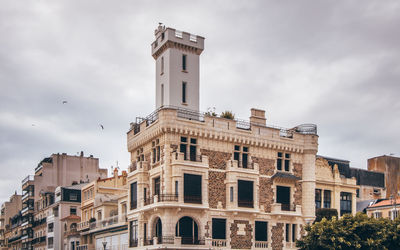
[129,106,317,136]
[21,175,34,185]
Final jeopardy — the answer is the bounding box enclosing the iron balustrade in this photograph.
[181,237,205,245]
[160,236,174,244]
[281,203,296,211]
[184,195,202,204]
[238,200,254,208]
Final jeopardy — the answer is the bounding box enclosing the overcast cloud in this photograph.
[1,0,400,203]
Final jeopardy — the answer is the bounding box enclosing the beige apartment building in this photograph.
[0,193,22,249]
[124,25,319,250]
[315,156,358,216]
[366,197,400,220]
[77,169,128,250]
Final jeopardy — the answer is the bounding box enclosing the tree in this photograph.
[296,213,400,250]
[315,208,338,223]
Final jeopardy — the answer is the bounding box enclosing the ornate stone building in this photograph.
[125,25,319,249]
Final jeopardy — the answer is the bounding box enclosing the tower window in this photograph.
[161,84,164,106]
[277,152,290,171]
[182,82,187,103]
[161,57,164,74]
[182,54,187,71]
[233,145,249,168]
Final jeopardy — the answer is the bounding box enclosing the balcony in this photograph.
[255,241,268,248]
[32,218,46,227]
[8,234,22,243]
[143,193,179,207]
[129,161,149,173]
[238,200,254,208]
[64,228,79,237]
[271,203,301,215]
[21,206,34,214]
[21,175,34,186]
[76,244,88,250]
[32,236,46,245]
[77,221,90,231]
[89,214,127,232]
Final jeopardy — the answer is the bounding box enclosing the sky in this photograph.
[1,0,400,203]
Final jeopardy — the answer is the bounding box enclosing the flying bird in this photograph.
[100,124,104,130]
[31,124,35,126]
[62,100,68,104]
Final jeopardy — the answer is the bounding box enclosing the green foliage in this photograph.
[315,208,338,223]
[205,107,217,117]
[297,213,400,250]
[220,110,235,120]
[89,217,96,223]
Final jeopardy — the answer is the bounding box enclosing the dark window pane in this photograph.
[277,159,282,170]
[285,153,290,159]
[130,182,137,210]
[292,224,296,242]
[182,55,187,71]
[184,174,202,204]
[190,138,197,144]
[180,144,187,160]
[278,152,282,157]
[277,186,290,204]
[255,221,268,241]
[181,137,187,143]
[189,145,196,161]
[234,152,240,161]
[284,159,290,171]
[154,177,160,196]
[182,82,187,103]
[243,147,248,152]
[234,145,240,151]
[285,224,290,242]
[238,180,253,207]
[212,218,226,239]
[242,154,248,168]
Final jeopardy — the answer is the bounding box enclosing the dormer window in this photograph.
[277,152,290,172]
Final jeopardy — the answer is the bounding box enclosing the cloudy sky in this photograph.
[1,0,399,203]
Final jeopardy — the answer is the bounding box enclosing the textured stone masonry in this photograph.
[272,223,284,250]
[208,171,226,208]
[201,149,231,170]
[252,156,275,176]
[259,177,274,213]
[230,220,253,249]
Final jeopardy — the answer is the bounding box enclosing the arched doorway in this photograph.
[154,217,162,243]
[175,216,199,244]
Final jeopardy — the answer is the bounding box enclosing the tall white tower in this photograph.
[152,24,205,111]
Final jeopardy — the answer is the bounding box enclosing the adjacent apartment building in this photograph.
[125,25,319,249]
[0,193,22,249]
[6,152,107,250]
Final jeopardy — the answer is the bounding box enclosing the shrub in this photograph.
[315,208,338,222]
[221,111,235,120]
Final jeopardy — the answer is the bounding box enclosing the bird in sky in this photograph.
[100,124,104,130]
[31,124,35,126]
[62,100,67,104]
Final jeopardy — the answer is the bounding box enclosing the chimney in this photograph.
[250,108,266,126]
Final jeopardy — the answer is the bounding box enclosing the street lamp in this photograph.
[102,240,107,250]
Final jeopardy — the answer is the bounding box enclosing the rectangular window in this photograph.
[212,218,226,239]
[184,174,202,204]
[230,187,234,202]
[340,192,352,216]
[285,224,290,242]
[238,180,253,208]
[154,177,160,196]
[315,189,321,209]
[324,190,331,208]
[136,148,144,162]
[255,221,268,241]
[70,193,78,201]
[277,152,290,171]
[277,186,291,211]
[143,188,147,203]
[129,220,138,247]
[175,181,179,195]
[292,224,296,242]
[182,82,187,103]
[70,207,77,215]
[152,139,161,164]
[180,136,197,161]
[234,145,249,168]
[130,182,137,210]
[161,57,164,74]
[182,54,187,71]
[161,84,164,106]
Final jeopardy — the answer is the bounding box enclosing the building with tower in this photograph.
[125,25,319,249]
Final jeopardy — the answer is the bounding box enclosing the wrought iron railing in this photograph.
[281,203,296,211]
[184,195,202,204]
[181,237,205,245]
[238,200,254,208]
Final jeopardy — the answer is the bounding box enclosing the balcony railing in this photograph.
[64,228,79,237]
[21,175,34,185]
[181,237,205,245]
[21,206,34,214]
[77,244,88,250]
[89,214,127,231]
[183,195,202,204]
[32,236,46,245]
[143,238,153,246]
[78,221,90,231]
[255,241,268,248]
[129,106,317,137]
[32,218,46,227]
[238,200,254,208]
[212,239,227,247]
[281,203,296,211]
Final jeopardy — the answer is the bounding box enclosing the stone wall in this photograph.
[252,156,275,175]
[230,220,253,249]
[259,177,274,213]
[271,223,284,250]
[208,171,226,208]
[293,163,303,206]
[201,149,231,170]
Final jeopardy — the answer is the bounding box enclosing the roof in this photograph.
[318,155,385,188]
[63,183,87,190]
[367,198,400,209]
[357,199,377,212]
[271,172,301,181]
[60,215,81,221]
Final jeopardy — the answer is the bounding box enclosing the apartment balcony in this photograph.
[129,161,149,173]
[77,221,90,231]
[32,218,46,227]
[171,152,209,168]
[255,241,269,248]
[31,236,46,245]
[8,234,22,243]
[21,175,34,190]
[88,214,127,232]
[76,244,88,250]
[22,192,34,201]
[21,206,34,215]
[64,228,79,237]
[227,160,259,173]
[271,203,302,216]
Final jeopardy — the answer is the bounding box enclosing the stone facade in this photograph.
[208,171,226,208]
[259,177,274,213]
[230,220,253,249]
[271,223,284,250]
[201,149,231,170]
[252,156,275,176]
